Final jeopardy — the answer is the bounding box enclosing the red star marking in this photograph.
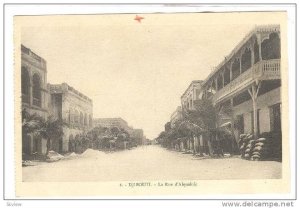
[134,15,144,23]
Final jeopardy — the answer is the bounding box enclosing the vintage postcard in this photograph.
[14,11,290,197]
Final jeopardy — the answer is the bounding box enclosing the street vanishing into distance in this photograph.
[23,145,281,182]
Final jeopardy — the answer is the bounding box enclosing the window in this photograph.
[21,67,30,104]
[32,73,41,107]
[270,103,281,132]
[74,110,79,123]
[84,113,87,126]
[80,112,84,125]
[89,115,92,127]
[69,108,74,124]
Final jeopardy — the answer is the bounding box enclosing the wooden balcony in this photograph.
[212,59,280,103]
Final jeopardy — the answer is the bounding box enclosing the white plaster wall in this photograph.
[41,138,47,154]
[62,127,83,152]
[199,135,203,146]
[259,107,271,133]
[232,87,281,134]
[244,112,252,134]
[233,87,281,116]
[63,91,93,130]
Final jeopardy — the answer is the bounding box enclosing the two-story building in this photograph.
[21,45,49,156]
[21,45,94,156]
[93,117,130,131]
[49,83,93,153]
[93,117,144,145]
[181,80,203,111]
[170,106,183,128]
[201,25,281,142]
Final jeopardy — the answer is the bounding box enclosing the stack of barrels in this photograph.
[238,132,282,161]
[251,138,269,161]
[238,134,254,160]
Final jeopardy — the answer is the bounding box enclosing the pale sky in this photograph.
[19,12,285,139]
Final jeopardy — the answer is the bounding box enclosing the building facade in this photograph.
[93,118,145,145]
[201,25,281,142]
[170,106,183,128]
[93,117,131,131]
[49,83,93,153]
[181,80,203,110]
[21,45,49,156]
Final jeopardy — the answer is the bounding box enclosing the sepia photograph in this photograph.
[11,8,292,197]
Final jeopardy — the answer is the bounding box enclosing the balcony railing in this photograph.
[212,59,280,103]
[253,59,281,80]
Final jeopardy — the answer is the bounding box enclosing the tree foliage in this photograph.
[86,126,136,150]
[156,98,236,154]
[22,109,67,155]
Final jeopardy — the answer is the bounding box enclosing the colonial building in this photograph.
[201,25,281,142]
[93,117,131,131]
[49,83,93,153]
[93,118,144,145]
[21,45,49,156]
[181,80,203,110]
[170,106,183,128]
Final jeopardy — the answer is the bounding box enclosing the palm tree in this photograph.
[22,110,67,156]
[180,99,235,156]
[157,131,168,147]
[177,119,205,154]
[22,109,44,135]
[87,126,107,149]
[37,116,66,155]
[22,109,45,159]
[110,127,120,137]
[164,127,178,149]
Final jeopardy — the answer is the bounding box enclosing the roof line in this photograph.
[180,80,203,99]
[202,24,280,86]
